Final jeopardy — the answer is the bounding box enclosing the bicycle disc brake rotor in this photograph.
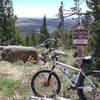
[83,86,94,100]
[83,86,100,100]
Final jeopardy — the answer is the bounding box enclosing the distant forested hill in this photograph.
[15,18,75,34]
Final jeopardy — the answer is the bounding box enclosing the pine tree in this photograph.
[25,35,32,46]
[14,31,22,45]
[86,0,100,69]
[0,0,16,45]
[66,31,73,49]
[31,31,37,46]
[40,15,49,42]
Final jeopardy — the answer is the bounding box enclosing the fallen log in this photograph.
[1,46,38,62]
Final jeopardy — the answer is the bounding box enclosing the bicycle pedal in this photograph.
[67,86,76,90]
[66,87,72,90]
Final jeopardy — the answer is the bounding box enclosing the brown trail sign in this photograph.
[73,25,89,68]
[73,26,89,46]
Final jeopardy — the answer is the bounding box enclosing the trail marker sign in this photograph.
[73,25,89,68]
[73,26,89,46]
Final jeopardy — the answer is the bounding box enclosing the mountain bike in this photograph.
[31,40,100,100]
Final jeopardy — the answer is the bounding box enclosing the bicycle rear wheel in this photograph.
[31,70,61,97]
[78,70,100,100]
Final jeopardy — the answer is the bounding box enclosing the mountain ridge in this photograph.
[15,18,76,34]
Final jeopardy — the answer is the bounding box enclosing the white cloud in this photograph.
[14,6,58,18]
[13,1,89,18]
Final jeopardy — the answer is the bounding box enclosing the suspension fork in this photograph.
[49,65,56,78]
[45,65,56,86]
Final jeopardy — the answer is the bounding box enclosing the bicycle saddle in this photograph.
[82,56,92,64]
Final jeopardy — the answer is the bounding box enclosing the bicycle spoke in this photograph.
[31,70,61,97]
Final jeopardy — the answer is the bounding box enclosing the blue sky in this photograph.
[13,0,88,18]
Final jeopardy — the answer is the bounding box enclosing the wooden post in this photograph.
[77,46,84,68]
[73,25,89,68]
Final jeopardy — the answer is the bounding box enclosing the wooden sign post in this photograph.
[73,25,89,68]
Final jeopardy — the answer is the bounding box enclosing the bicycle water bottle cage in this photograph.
[82,56,92,64]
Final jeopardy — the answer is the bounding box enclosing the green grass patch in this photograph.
[15,60,34,67]
[0,74,28,97]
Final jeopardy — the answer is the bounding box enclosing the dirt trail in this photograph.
[0,61,24,80]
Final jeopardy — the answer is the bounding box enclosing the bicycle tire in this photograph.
[77,70,100,100]
[31,70,61,97]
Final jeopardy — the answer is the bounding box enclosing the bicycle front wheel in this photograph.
[31,70,61,97]
[78,70,100,100]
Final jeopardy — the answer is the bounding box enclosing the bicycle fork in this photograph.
[44,65,56,86]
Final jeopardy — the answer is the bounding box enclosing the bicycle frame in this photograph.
[52,60,96,89]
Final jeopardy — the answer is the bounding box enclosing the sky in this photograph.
[13,0,88,18]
